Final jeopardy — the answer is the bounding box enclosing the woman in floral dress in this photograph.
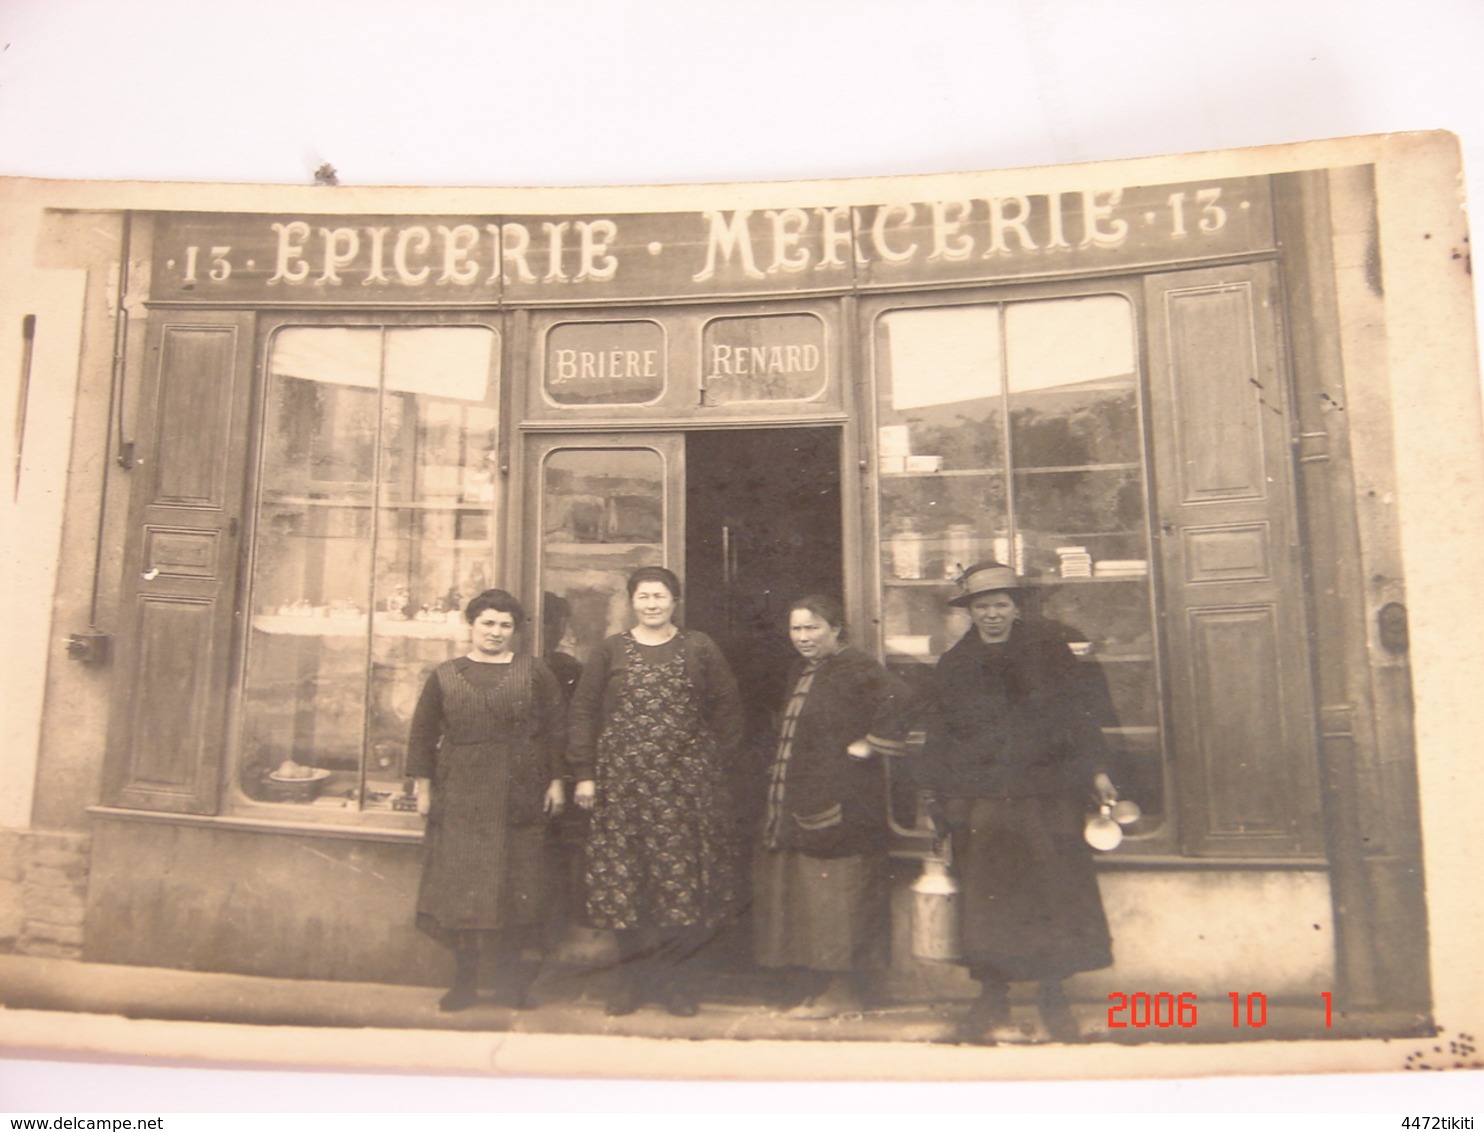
[569,566,745,1017]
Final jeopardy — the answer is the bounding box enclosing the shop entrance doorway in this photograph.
[683,425,845,999]
[683,426,844,747]
[529,424,845,1001]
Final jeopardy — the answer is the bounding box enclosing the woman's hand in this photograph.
[845,739,873,760]
[544,779,566,817]
[1093,772,1117,805]
[574,779,596,812]
[414,776,432,817]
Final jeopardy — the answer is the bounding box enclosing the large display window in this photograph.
[237,323,500,816]
[870,292,1166,834]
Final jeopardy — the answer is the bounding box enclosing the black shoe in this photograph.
[439,948,480,1013]
[955,983,1011,1043]
[605,983,640,1016]
[438,982,478,1012]
[664,986,700,1017]
[1037,982,1082,1043]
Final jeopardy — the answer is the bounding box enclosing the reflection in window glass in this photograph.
[1006,297,1141,471]
[1005,296,1135,393]
[874,296,1163,831]
[241,325,498,814]
[540,448,665,669]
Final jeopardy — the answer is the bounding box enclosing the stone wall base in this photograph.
[0,828,91,960]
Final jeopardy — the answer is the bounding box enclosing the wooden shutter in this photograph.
[1144,264,1323,856]
[104,311,255,813]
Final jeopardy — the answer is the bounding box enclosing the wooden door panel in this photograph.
[1187,604,1294,834]
[123,595,219,790]
[1182,522,1272,584]
[151,327,241,507]
[1165,284,1270,502]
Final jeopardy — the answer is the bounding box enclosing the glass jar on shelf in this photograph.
[885,517,929,581]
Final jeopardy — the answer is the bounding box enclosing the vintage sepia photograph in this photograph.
[1,130,1481,1096]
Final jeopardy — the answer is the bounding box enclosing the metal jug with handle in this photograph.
[910,838,962,962]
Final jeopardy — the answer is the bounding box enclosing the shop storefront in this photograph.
[7,163,1430,1028]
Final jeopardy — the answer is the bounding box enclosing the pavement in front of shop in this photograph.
[0,953,1432,1054]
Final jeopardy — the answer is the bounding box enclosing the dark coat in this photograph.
[920,617,1108,800]
[766,647,910,857]
[920,620,1115,979]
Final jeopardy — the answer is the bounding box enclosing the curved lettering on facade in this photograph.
[148,178,1273,305]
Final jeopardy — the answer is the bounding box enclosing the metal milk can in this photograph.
[910,844,962,962]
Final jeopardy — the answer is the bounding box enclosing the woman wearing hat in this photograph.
[920,561,1117,1043]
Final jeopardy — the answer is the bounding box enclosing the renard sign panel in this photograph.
[148,176,1273,305]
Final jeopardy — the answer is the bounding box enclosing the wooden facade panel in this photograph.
[1183,522,1272,584]
[124,596,216,793]
[143,527,220,578]
[1165,285,1266,503]
[152,325,239,507]
[1188,605,1290,834]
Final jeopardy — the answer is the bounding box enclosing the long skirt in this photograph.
[752,847,889,972]
[951,793,1112,982]
[417,819,548,947]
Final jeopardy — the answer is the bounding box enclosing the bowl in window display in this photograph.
[264,761,333,803]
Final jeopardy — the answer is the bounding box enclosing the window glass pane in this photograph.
[875,306,1005,672]
[540,448,665,669]
[242,325,498,813]
[270,326,382,388]
[1005,296,1145,577]
[1002,295,1159,829]
[384,326,494,400]
[262,329,382,496]
[1006,296,1141,469]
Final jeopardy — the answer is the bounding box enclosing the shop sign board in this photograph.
[147,176,1274,306]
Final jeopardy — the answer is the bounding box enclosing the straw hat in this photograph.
[947,561,1025,607]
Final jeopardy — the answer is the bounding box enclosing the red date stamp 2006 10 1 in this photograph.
[1106,991,1335,1030]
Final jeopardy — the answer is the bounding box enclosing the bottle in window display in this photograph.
[888,517,928,580]
[945,524,977,581]
[386,583,411,620]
